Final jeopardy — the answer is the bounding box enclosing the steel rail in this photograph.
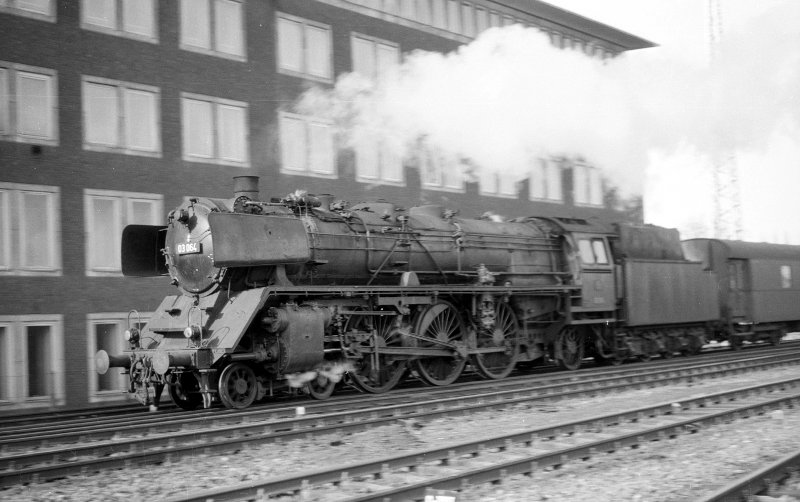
[3,362,800,489]
[166,382,800,502]
[2,346,797,447]
[699,450,800,502]
[2,350,798,459]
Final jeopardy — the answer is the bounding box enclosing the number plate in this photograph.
[176,242,202,255]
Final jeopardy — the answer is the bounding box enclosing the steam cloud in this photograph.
[296,4,800,240]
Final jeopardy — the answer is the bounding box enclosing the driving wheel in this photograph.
[413,301,466,386]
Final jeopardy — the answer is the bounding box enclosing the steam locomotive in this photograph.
[96,176,800,410]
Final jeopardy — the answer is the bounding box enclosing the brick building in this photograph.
[0,0,652,412]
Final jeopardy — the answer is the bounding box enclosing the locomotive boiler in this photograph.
[98,176,751,410]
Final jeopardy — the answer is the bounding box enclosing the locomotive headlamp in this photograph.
[183,325,202,339]
[124,328,139,342]
[176,209,190,224]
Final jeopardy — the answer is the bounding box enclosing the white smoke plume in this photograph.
[297,3,800,216]
[285,361,355,389]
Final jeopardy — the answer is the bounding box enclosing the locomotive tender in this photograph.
[96,176,800,410]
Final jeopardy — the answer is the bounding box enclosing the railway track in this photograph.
[2,347,800,490]
[163,377,800,501]
[700,450,800,501]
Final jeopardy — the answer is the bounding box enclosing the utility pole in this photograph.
[708,0,743,240]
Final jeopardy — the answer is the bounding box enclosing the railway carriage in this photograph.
[683,239,800,347]
[95,176,784,410]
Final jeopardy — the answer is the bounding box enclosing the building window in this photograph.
[530,158,563,202]
[0,62,58,145]
[181,92,249,166]
[420,148,465,192]
[488,10,501,27]
[446,0,460,33]
[475,6,488,34]
[279,111,336,178]
[82,76,161,156]
[461,2,474,37]
[573,163,603,206]
[276,13,332,81]
[87,313,148,402]
[416,0,431,24]
[0,0,55,22]
[0,315,65,408]
[351,33,400,81]
[781,265,792,289]
[431,0,446,29]
[0,183,61,276]
[84,189,163,276]
[81,0,157,41]
[480,169,517,198]
[180,0,245,60]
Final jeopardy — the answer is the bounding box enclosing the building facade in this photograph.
[0,0,652,412]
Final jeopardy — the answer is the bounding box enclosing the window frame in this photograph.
[279,111,337,179]
[276,12,333,82]
[0,182,61,276]
[0,62,59,146]
[84,188,163,276]
[80,0,159,43]
[86,312,150,403]
[180,92,250,167]
[0,0,56,22]
[179,0,246,61]
[419,148,466,193]
[0,315,65,409]
[530,158,563,203]
[479,170,518,199]
[82,75,162,157]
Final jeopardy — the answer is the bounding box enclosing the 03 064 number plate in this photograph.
[176,242,202,255]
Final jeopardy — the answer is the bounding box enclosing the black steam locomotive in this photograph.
[96,176,800,410]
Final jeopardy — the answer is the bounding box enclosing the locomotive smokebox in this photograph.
[234,175,260,201]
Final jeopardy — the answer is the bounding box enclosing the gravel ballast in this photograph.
[5,364,800,502]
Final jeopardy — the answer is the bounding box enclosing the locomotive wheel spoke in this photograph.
[558,326,585,370]
[218,362,257,409]
[168,372,203,410]
[413,301,466,386]
[347,311,407,394]
[471,302,519,380]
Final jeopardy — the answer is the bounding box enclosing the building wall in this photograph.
[0,0,647,413]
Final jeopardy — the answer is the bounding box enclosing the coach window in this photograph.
[276,13,332,82]
[180,0,244,60]
[81,0,157,42]
[83,76,161,157]
[781,265,792,289]
[0,0,55,21]
[84,189,163,276]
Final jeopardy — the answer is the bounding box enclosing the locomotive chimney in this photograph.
[233,176,260,201]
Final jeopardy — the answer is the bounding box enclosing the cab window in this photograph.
[578,238,609,265]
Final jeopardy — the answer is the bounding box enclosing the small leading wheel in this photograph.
[306,371,336,400]
[557,326,585,370]
[168,371,203,410]
[471,302,519,380]
[413,301,466,386]
[348,312,409,393]
[218,362,258,409]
